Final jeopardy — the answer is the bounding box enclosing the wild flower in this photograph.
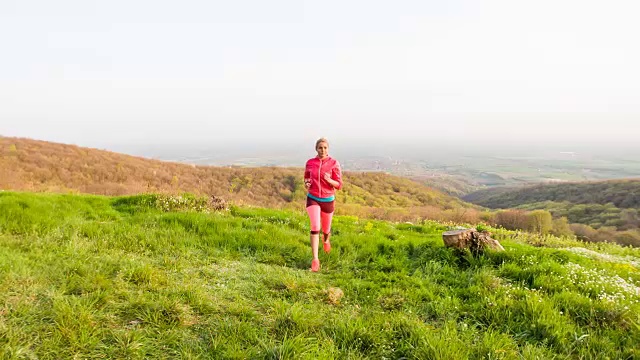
[563,262,640,303]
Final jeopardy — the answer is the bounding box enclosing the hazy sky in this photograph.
[1,0,639,150]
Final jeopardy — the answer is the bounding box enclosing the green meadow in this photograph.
[0,192,639,359]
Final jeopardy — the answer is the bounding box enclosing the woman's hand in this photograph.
[304,179,311,190]
[324,173,338,188]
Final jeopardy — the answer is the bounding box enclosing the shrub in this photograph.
[550,217,574,237]
[526,210,553,235]
[155,193,228,213]
[570,223,599,242]
[614,230,640,247]
[494,210,528,230]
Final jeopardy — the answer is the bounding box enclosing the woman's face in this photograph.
[316,142,329,158]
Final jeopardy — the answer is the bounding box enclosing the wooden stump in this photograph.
[443,228,504,253]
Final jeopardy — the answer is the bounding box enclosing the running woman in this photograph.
[304,137,343,272]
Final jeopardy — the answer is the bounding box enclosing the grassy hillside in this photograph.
[1,192,639,359]
[0,137,478,223]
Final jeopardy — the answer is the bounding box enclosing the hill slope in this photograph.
[464,181,640,235]
[464,180,640,209]
[0,137,477,222]
[0,192,639,358]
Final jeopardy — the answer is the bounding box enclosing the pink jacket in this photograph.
[304,156,343,199]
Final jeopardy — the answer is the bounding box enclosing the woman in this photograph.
[304,137,343,272]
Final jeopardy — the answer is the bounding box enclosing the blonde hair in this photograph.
[315,137,329,149]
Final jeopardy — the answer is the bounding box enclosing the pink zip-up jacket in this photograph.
[304,156,343,199]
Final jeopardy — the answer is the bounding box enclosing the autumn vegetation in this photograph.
[0,137,478,223]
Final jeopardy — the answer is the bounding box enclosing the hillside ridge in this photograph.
[0,137,478,222]
[464,180,640,209]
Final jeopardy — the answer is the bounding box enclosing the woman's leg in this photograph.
[321,210,334,248]
[320,201,335,253]
[306,204,321,266]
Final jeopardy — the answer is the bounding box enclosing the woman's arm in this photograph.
[304,167,311,190]
[324,161,343,190]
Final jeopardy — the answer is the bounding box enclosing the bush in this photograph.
[494,210,528,231]
[614,230,640,247]
[526,210,553,235]
[570,223,598,242]
[550,217,573,237]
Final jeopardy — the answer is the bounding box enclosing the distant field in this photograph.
[425,153,640,192]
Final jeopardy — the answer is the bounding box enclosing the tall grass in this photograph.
[0,191,638,359]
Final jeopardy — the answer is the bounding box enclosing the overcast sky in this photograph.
[1,0,639,150]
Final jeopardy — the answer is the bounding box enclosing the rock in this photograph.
[325,287,344,305]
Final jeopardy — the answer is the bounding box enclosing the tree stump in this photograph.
[442,228,504,253]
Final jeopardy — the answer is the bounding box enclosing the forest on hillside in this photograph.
[464,180,640,209]
[464,181,640,247]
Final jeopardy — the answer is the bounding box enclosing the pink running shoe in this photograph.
[311,259,320,272]
[323,240,331,253]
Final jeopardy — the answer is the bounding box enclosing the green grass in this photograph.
[1,191,639,359]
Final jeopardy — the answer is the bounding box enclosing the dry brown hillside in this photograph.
[0,137,481,222]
